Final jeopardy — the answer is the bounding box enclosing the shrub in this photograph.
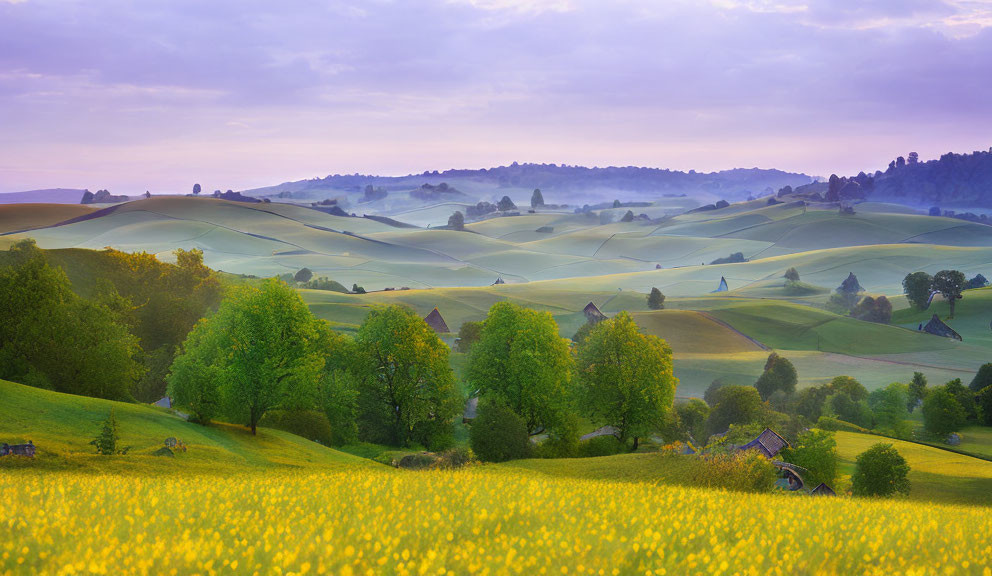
[816,416,868,433]
[90,409,129,455]
[398,453,438,470]
[534,415,579,459]
[851,443,910,497]
[578,435,624,457]
[259,409,334,446]
[647,287,665,310]
[469,400,531,462]
[780,429,838,487]
[436,447,475,469]
[922,387,967,437]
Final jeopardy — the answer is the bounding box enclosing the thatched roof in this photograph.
[583,302,606,323]
[923,314,962,341]
[739,428,789,459]
[424,308,450,333]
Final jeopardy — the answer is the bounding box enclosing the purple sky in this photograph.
[1,0,991,194]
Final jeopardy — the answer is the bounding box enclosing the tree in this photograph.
[781,429,838,488]
[977,385,992,426]
[612,199,621,208]
[944,378,979,422]
[851,443,910,497]
[90,409,127,455]
[907,151,919,165]
[469,399,531,462]
[576,312,677,450]
[0,240,144,400]
[675,399,709,444]
[316,329,359,446]
[294,267,314,283]
[192,183,201,195]
[455,321,483,354]
[902,272,934,310]
[784,267,800,283]
[825,391,873,428]
[168,280,327,434]
[868,383,910,437]
[351,283,366,294]
[932,269,966,318]
[647,287,665,310]
[468,302,574,436]
[447,211,465,231]
[969,363,992,391]
[352,305,459,448]
[922,386,966,437]
[967,274,988,290]
[827,375,868,402]
[754,353,797,400]
[706,385,763,436]
[497,195,516,211]
[166,317,224,424]
[620,210,635,222]
[907,372,927,412]
[851,295,892,323]
[530,188,544,208]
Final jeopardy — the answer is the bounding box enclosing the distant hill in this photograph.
[246,163,813,205]
[829,149,992,209]
[0,188,86,204]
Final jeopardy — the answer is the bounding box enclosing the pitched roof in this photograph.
[923,314,962,341]
[583,302,606,322]
[810,483,836,496]
[739,428,789,459]
[714,276,729,292]
[423,308,450,333]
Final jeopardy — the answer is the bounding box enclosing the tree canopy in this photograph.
[576,311,677,449]
[468,302,574,435]
[447,211,465,230]
[922,386,966,437]
[754,353,797,400]
[530,188,544,208]
[647,287,665,310]
[851,443,910,497]
[706,385,763,436]
[932,269,966,318]
[902,272,934,310]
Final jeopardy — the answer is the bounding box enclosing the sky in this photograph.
[1,0,991,194]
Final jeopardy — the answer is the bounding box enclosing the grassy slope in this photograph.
[0,203,96,233]
[0,379,370,474]
[833,430,992,506]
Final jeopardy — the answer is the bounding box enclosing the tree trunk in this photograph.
[251,422,256,435]
[632,436,639,451]
[949,297,956,319]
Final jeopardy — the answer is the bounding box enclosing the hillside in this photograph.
[0,203,95,233]
[0,379,368,473]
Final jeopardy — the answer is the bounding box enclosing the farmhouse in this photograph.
[810,483,837,496]
[1,440,35,457]
[424,308,450,333]
[923,314,962,341]
[583,302,606,324]
[737,428,789,459]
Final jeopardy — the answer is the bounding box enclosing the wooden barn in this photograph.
[923,314,962,341]
[738,428,789,459]
[423,308,450,333]
[583,302,606,324]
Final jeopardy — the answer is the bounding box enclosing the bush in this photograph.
[706,385,763,435]
[259,409,334,446]
[816,416,869,433]
[578,435,624,457]
[90,409,129,455]
[851,443,910,497]
[780,429,838,487]
[436,447,475,469]
[469,400,531,462]
[534,415,580,459]
[922,387,967,438]
[398,453,438,470]
[979,386,992,427]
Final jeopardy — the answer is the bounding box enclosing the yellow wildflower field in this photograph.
[1,467,990,576]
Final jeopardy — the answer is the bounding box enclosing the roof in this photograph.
[493,276,505,285]
[739,428,789,459]
[714,276,729,292]
[423,308,450,333]
[583,302,606,322]
[923,314,962,341]
[153,396,172,409]
[810,483,836,496]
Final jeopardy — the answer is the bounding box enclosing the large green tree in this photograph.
[851,443,910,497]
[167,280,327,434]
[902,272,934,310]
[706,385,763,436]
[922,386,966,437]
[907,372,927,412]
[353,305,460,447]
[576,311,678,450]
[468,302,574,435]
[868,382,911,437]
[781,429,838,488]
[0,240,143,400]
[754,353,797,400]
[932,269,966,318]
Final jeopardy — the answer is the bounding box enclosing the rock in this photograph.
[947,433,962,446]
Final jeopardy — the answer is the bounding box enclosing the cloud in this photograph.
[0,0,990,192]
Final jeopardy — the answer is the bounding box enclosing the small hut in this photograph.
[838,272,863,294]
[493,276,505,285]
[923,314,962,341]
[423,308,450,333]
[810,483,836,496]
[738,428,789,459]
[713,276,729,292]
[583,302,607,324]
